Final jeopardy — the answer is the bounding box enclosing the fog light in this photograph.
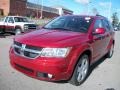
[37,72,45,77]
[37,72,53,79]
[48,74,53,79]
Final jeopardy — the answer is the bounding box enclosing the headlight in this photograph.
[40,48,71,57]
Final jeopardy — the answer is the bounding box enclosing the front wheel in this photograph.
[69,54,89,86]
[15,28,22,35]
[0,29,5,34]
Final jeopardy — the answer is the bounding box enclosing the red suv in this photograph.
[9,15,115,86]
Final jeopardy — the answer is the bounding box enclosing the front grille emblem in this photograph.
[20,44,26,55]
[14,42,41,59]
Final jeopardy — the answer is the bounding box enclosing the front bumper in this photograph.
[9,48,72,81]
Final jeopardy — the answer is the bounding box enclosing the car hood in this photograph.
[15,29,88,47]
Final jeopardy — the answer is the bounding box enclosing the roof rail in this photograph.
[96,14,107,18]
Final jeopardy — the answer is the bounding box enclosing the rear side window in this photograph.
[14,17,28,22]
[108,21,114,31]
[102,19,111,31]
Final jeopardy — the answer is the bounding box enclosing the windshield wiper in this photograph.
[50,27,72,31]
[42,27,52,29]
[43,27,73,31]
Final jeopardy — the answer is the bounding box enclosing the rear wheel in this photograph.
[15,28,22,35]
[106,44,114,58]
[69,54,89,86]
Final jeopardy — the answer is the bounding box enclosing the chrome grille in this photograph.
[24,24,37,30]
[14,41,22,47]
[13,41,42,59]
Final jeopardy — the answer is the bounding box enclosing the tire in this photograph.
[0,30,3,34]
[69,54,89,86]
[0,29,5,34]
[15,28,22,35]
[106,44,114,58]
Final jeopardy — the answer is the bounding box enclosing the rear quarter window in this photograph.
[102,19,111,31]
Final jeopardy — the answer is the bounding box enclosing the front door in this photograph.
[92,19,107,62]
[5,17,15,32]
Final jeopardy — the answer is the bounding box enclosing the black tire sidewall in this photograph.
[69,54,89,86]
[15,28,21,35]
[106,44,114,58]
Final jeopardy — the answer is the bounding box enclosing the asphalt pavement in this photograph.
[0,32,120,90]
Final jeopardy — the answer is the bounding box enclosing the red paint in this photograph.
[0,25,5,28]
[9,15,115,81]
[5,26,14,29]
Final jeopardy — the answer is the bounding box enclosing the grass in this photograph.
[29,18,51,26]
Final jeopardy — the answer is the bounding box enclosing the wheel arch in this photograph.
[15,25,22,31]
[68,48,92,80]
[14,26,22,35]
[75,49,92,68]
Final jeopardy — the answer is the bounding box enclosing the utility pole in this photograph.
[40,0,43,19]
[36,0,39,18]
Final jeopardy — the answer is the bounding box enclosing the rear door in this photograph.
[102,19,113,53]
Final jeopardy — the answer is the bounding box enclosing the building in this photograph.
[26,2,59,18]
[0,9,3,15]
[0,0,27,16]
[0,0,73,18]
[53,6,73,16]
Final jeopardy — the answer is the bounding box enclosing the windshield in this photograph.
[44,16,93,33]
[14,17,29,22]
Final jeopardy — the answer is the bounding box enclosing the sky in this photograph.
[28,0,120,20]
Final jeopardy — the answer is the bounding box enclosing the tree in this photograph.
[118,22,120,30]
[111,12,119,27]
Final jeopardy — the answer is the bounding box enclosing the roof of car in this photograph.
[62,14,107,19]
[7,16,27,18]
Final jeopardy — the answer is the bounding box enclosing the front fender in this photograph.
[65,43,92,79]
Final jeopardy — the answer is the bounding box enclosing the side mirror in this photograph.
[93,28,105,35]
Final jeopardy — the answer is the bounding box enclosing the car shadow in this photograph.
[0,33,6,38]
[87,56,106,77]
[0,33,14,38]
[54,56,107,84]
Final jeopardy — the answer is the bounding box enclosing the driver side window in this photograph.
[8,17,14,23]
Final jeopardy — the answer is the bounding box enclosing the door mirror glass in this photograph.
[93,28,105,35]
